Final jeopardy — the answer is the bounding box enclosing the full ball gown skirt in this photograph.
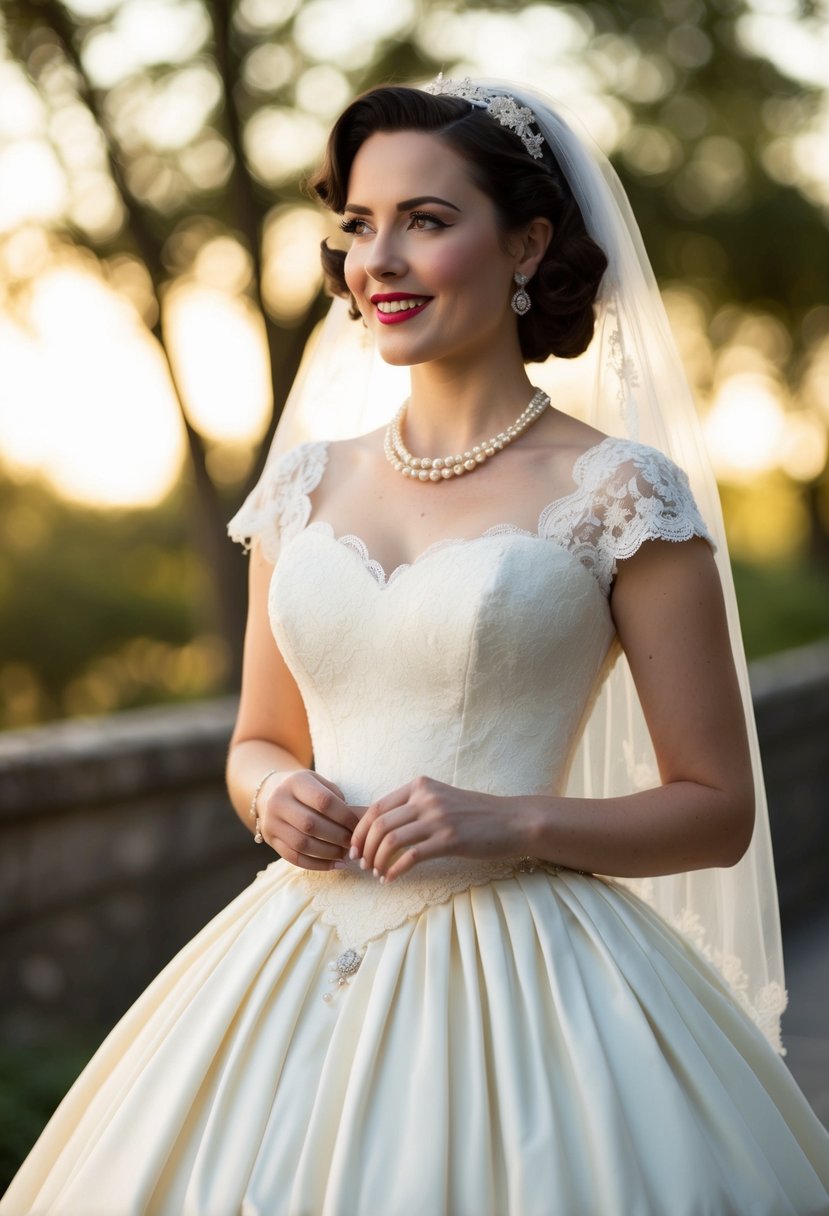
[4,438,829,1216]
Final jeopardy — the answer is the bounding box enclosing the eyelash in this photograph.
[339,211,449,235]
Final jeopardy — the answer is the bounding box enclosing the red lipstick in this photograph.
[370,292,432,325]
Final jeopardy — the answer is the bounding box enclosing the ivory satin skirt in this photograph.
[2,859,829,1216]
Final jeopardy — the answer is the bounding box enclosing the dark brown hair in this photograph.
[309,85,608,362]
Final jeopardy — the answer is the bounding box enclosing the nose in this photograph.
[364,228,407,282]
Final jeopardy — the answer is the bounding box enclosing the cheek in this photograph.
[343,248,362,297]
[431,233,510,296]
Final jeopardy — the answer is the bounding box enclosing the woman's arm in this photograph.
[354,537,755,882]
[521,535,755,876]
[226,542,359,867]
[226,542,312,828]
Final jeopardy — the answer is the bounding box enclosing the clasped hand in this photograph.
[259,771,531,882]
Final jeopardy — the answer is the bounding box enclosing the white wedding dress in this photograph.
[3,437,829,1216]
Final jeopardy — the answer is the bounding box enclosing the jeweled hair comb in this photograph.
[424,74,546,160]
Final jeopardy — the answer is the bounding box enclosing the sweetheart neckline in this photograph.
[291,522,603,596]
[306,523,537,588]
[302,434,618,588]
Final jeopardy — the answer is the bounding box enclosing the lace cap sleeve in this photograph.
[227,440,328,564]
[549,438,715,596]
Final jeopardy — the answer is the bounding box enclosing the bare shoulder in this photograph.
[309,427,388,511]
[522,407,610,491]
[539,408,609,456]
[321,428,385,473]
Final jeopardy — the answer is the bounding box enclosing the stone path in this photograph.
[782,901,829,1128]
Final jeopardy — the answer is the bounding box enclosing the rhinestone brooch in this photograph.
[322,948,364,1003]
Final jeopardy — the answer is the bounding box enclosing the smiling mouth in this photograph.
[371,295,432,324]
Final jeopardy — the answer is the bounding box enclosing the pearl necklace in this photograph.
[384,388,551,481]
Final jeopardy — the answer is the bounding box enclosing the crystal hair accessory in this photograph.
[424,74,546,160]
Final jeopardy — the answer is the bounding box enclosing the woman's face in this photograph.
[341,130,521,368]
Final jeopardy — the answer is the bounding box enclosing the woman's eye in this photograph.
[409,211,447,230]
[339,212,448,236]
[339,217,369,235]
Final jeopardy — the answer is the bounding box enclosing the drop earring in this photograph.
[511,272,532,315]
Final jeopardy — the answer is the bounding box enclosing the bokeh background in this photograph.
[1,0,828,729]
[1,0,829,1191]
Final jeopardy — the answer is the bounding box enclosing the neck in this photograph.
[405,343,537,456]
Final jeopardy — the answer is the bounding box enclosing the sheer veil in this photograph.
[235,78,787,1052]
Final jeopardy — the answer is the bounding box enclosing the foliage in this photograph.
[732,558,829,660]
[0,470,238,727]
[0,1038,96,1193]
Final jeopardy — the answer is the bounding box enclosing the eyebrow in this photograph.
[343,195,462,215]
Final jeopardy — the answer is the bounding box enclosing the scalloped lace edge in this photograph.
[288,862,787,1056]
[277,437,712,597]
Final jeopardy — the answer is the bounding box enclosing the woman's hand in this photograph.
[349,776,532,883]
[259,770,363,871]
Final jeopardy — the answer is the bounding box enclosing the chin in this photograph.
[376,348,418,367]
[372,334,437,367]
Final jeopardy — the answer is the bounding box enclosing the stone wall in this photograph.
[750,642,829,922]
[0,699,253,1045]
[1,640,828,1046]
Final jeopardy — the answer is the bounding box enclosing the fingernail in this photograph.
[373,867,380,879]
[359,857,368,870]
[332,860,348,869]
[348,846,359,860]
[379,875,386,884]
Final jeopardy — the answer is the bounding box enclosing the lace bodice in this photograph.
[228,437,714,960]
[229,435,712,808]
[229,436,711,598]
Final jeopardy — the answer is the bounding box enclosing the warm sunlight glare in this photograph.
[262,206,327,322]
[704,373,787,481]
[0,268,185,507]
[779,411,828,482]
[165,283,272,443]
[0,141,65,231]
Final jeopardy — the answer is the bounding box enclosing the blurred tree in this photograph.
[0,472,226,725]
[1,0,827,696]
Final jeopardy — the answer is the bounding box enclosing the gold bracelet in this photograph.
[250,768,281,844]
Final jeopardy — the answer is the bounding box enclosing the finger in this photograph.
[372,820,432,875]
[360,805,417,870]
[350,783,412,856]
[313,773,347,801]
[280,799,354,851]
[289,773,361,832]
[384,838,446,884]
[278,821,349,862]
[276,842,345,871]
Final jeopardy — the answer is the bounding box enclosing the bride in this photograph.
[3,77,828,1216]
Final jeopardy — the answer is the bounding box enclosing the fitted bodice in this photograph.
[228,434,713,949]
[270,526,617,806]
[227,434,714,808]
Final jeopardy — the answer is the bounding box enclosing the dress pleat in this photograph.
[5,861,827,1216]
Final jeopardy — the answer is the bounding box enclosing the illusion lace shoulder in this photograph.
[227,439,329,564]
[227,434,714,596]
[539,436,715,595]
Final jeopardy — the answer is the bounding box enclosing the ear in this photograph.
[512,217,553,280]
